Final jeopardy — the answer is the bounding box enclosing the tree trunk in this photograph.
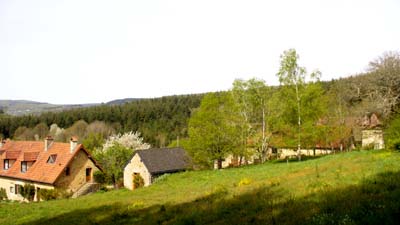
[295,83,301,161]
[261,107,267,163]
[112,174,117,189]
[217,158,223,169]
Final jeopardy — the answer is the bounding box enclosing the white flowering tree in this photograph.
[96,131,150,187]
[101,131,150,152]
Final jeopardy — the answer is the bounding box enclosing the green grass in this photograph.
[1,150,400,225]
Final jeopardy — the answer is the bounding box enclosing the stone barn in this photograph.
[361,113,385,149]
[123,147,191,189]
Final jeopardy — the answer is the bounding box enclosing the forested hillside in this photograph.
[0,94,203,146]
[0,52,399,149]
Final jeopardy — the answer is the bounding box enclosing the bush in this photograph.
[94,171,106,184]
[133,174,144,189]
[37,189,57,201]
[20,184,35,201]
[385,115,400,150]
[37,188,72,201]
[0,188,7,201]
[57,189,73,199]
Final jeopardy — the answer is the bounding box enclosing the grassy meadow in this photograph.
[1,150,400,225]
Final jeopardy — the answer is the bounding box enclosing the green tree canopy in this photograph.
[188,92,241,169]
[276,49,321,159]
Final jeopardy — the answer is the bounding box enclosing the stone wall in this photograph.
[123,154,152,189]
[362,129,385,149]
[278,148,333,159]
[0,176,53,201]
[215,147,334,168]
[54,150,100,193]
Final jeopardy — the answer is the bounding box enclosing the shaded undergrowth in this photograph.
[22,170,400,225]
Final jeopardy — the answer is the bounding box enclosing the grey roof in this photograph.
[135,147,191,174]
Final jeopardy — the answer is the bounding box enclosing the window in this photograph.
[4,159,9,170]
[10,186,14,194]
[47,154,57,164]
[21,161,27,173]
[65,167,70,176]
[15,184,22,195]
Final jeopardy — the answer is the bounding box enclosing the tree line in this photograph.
[184,50,400,168]
[0,94,203,147]
[0,51,399,162]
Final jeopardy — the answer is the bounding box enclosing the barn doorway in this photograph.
[86,168,92,182]
[132,173,144,189]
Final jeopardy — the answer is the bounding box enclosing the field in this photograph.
[1,150,400,225]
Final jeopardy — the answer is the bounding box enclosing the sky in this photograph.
[0,0,399,104]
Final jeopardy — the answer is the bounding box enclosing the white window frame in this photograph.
[4,159,9,170]
[21,161,27,173]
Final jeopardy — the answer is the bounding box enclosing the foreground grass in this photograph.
[1,150,400,225]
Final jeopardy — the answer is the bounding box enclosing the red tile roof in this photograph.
[23,152,40,161]
[0,140,101,184]
[5,151,21,159]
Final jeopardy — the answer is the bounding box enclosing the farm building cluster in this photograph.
[0,113,385,200]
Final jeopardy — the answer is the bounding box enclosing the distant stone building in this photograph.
[361,113,385,149]
[123,147,191,189]
[0,137,102,201]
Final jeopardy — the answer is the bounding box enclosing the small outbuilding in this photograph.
[361,113,385,149]
[123,147,191,190]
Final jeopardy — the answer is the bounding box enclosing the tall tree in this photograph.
[367,51,400,116]
[188,92,241,169]
[232,78,272,162]
[276,49,321,160]
[32,122,49,140]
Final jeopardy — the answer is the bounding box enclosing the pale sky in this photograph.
[1,0,399,104]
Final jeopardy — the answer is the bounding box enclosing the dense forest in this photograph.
[0,94,203,147]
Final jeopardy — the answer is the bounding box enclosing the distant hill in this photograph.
[106,98,142,105]
[0,100,96,116]
[0,98,144,116]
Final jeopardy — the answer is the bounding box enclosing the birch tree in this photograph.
[276,49,321,160]
[232,78,272,162]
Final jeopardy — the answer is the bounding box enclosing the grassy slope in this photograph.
[1,150,400,225]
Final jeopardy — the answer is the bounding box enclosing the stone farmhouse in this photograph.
[124,147,191,189]
[0,137,101,201]
[361,113,385,149]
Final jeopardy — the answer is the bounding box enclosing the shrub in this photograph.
[99,186,109,192]
[57,189,73,199]
[37,189,57,201]
[133,174,144,189]
[37,188,72,201]
[0,187,7,201]
[20,184,35,201]
[385,114,400,150]
[94,171,106,184]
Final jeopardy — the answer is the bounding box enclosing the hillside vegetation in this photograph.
[1,150,399,225]
[1,52,398,150]
[0,94,203,146]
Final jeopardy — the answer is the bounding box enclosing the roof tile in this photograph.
[0,140,99,184]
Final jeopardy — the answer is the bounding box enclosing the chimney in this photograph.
[70,136,78,153]
[44,136,54,152]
